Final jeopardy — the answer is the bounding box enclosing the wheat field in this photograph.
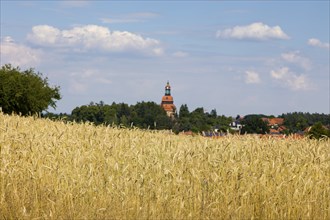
[0,112,329,219]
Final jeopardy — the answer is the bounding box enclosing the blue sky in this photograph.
[1,1,329,116]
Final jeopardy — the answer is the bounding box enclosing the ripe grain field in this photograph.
[0,113,329,219]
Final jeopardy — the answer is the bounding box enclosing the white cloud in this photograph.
[271,67,289,80]
[245,70,261,84]
[28,25,61,45]
[270,67,313,91]
[0,36,42,67]
[216,22,289,40]
[281,51,311,70]
[27,25,163,55]
[308,38,330,49]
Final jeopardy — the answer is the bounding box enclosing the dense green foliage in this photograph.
[45,102,330,135]
[0,64,61,115]
[281,112,330,133]
[45,102,232,133]
[70,101,173,130]
[177,106,231,133]
[307,122,330,139]
[240,115,270,134]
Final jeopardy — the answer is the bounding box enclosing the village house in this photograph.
[262,117,286,135]
[229,115,244,133]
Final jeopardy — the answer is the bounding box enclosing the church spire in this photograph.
[165,81,171,96]
[161,81,176,117]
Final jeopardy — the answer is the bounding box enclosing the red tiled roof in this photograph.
[262,117,284,126]
[161,95,173,102]
[268,118,284,125]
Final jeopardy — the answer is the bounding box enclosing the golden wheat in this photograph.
[0,112,329,219]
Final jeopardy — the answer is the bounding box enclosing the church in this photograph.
[160,81,176,117]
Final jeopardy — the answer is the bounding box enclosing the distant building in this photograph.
[160,81,176,117]
[229,115,243,133]
[262,117,286,134]
[229,121,243,131]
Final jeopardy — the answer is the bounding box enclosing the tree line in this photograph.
[44,101,233,134]
[1,64,329,138]
[44,102,330,137]
[281,112,330,133]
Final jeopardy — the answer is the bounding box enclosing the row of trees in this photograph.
[1,64,329,138]
[46,102,330,138]
[281,112,330,133]
[45,101,233,134]
[71,101,172,130]
[236,113,330,135]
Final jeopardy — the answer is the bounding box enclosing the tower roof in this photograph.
[161,95,173,102]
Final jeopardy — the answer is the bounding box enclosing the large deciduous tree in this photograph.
[0,64,61,115]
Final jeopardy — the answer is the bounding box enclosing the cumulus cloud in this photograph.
[27,25,163,55]
[281,51,311,70]
[270,67,313,91]
[308,38,329,49]
[216,22,289,40]
[245,70,261,84]
[0,36,42,67]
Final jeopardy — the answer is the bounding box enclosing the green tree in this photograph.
[178,117,192,132]
[177,104,191,132]
[179,104,190,119]
[131,101,171,129]
[210,109,217,118]
[241,115,269,134]
[71,102,120,125]
[214,115,232,132]
[190,107,210,132]
[282,112,312,133]
[307,122,330,139]
[71,105,99,124]
[0,64,61,115]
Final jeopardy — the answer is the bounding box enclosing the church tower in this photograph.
[161,81,176,117]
